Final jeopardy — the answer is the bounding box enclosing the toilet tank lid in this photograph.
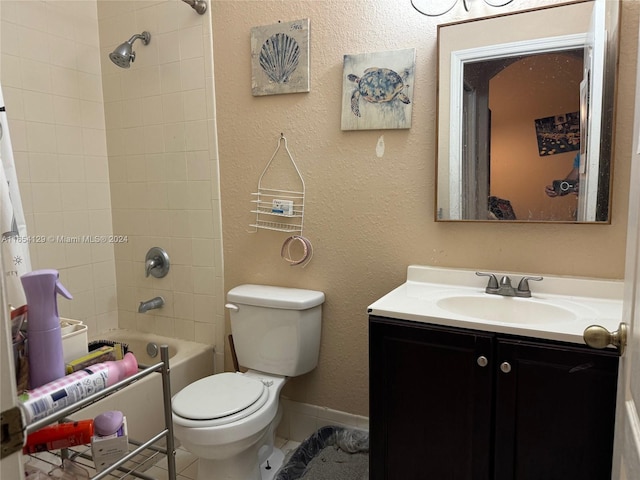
[227,284,325,309]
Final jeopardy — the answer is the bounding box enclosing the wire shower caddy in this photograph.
[250,133,305,233]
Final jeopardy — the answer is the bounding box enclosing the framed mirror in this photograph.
[436,0,619,222]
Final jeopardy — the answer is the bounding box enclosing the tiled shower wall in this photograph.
[1,1,224,367]
[97,0,224,361]
[0,1,117,334]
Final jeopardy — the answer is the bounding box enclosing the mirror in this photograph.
[436,0,619,222]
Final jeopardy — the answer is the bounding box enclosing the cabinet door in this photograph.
[494,339,619,480]
[369,316,494,480]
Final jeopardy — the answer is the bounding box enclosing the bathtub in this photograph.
[69,329,215,443]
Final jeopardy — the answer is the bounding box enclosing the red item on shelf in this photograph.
[23,419,94,453]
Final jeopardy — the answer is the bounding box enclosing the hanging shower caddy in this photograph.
[250,133,305,233]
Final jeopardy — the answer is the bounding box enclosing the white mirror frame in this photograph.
[447,34,587,220]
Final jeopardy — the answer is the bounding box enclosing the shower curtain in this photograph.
[0,83,31,308]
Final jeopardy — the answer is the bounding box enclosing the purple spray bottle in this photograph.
[21,269,72,389]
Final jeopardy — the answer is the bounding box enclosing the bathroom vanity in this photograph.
[367,266,622,480]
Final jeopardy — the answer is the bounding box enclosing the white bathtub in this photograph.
[69,329,215,443]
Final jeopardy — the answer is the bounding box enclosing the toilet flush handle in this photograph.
[225,303,239,312]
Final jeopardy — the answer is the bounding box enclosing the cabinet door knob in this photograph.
[477,356,489,367]
[500,362,512,374]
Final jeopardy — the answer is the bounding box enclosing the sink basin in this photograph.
[368,266,623,344]
[436,295,578,324]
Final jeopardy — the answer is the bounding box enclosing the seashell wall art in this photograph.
[251,19,310,96]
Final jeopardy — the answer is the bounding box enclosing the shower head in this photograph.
[109,31,151,69]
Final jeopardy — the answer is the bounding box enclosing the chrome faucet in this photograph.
[515,276,543,297]
[476,272,543,297]
[138,296,165,313]
[145,247,170,278]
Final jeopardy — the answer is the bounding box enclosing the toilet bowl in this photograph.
[172,370,286,480]
[171,284,324,480]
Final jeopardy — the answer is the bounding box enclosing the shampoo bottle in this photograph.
[18,353,138,425]
[21,269,72,389]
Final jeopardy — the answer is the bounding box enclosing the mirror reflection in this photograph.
[436,0,618,223]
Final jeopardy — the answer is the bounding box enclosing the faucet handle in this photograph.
[145,247,170,278]
[516,276,543,297]
[476,272,499,293]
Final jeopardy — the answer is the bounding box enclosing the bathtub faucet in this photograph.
[138,296,165,313]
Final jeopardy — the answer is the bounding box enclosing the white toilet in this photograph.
[171,284,325,480]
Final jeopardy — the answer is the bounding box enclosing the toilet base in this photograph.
[194,447,285,480]
[259,447,285,480]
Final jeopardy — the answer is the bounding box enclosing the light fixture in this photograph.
[411,0,514,17]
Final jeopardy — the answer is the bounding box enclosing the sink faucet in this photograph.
[476,272,543,297]
[497,275,517,296]
[138,296,165,313]
[515,276,543,297]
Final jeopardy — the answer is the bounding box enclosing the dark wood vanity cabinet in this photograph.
[369,315,619,480]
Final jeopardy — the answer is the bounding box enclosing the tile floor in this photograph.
[25,437,301,479]
[146,438,301,480]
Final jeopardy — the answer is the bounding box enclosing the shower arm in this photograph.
[182,0,207,15]
[127,32,151,46]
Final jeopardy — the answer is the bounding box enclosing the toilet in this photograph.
[171,284,325,480]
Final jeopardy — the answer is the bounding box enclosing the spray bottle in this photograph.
[18,352,138,425]
[21,269,72,389]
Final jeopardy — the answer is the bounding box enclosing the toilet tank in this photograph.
[226,284,325,377]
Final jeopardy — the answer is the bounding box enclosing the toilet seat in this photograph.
[172,372,269,427]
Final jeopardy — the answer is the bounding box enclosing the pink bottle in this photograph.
[18,353,138,425]
[21,269,72,388]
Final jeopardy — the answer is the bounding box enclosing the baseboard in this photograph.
[276,397,369,443]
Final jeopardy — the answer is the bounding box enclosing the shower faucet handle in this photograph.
[145,247,170,278]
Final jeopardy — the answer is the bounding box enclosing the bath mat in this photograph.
[274,426,369,480]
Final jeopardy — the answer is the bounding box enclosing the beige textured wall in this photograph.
[214,0,639,416]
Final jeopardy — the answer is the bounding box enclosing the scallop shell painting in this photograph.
[251,19,310,96]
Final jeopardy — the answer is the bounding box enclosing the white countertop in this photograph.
[368,265,623,345]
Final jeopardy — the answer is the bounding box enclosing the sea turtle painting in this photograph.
[347,67,411,117]
[341,48,415,130]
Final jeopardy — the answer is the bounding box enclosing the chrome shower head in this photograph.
[109,31,151,69]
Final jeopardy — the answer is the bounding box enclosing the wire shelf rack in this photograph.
[250,134,305,234]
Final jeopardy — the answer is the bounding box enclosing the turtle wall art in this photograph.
[251,19,310,96]
[341,48,416,130]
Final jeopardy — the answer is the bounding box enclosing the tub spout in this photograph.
[138,296,164,313]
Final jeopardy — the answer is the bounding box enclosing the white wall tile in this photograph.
[29,152,60,183]
[26,122,57,153]
[54,96,82,126]
[51,65,80,98]
[157,32,180,64]
[160,62,181,93]
[19,26,51,64]
[2,0,222,346]
[20,58,52,93]
[179,25,203,61]
[59,155,86,183]
[56,125,84,155]
[180,57,204,91]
